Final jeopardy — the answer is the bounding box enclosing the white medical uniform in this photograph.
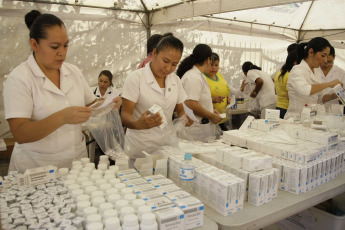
[181,65,213,121]
[246,69,277,118]
[121,63,186,160]
[92,86,113,98]
[316,65,345,110]
[285,60,324,119]
[4,54,96,173]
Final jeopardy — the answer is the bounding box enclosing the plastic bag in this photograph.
[172,116,222,142]
[86,102,126,160]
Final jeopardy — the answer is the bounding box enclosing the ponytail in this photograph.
[242,61,261,73]
[176,44,212,78]
[296,37,331,64]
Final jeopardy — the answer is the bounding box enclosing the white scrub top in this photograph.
[246,69,277,109]
[181,65,213,121]
[121,63,187,159]
[92,86,113,98]
[316,65,345,109]
[4,54,96,173]
[285,60,324,119]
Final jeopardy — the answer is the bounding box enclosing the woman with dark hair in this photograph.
[317,46,345,111]
[121,35,192,167]
[274,51,297,118]
[93,70,114,98]
[3,10,109,172]
[285,37,342,119]
[242,61,277,119]
[204,53,231,130]
[177,44,222,125]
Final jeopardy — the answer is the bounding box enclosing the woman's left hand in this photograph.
[113,96,122,110]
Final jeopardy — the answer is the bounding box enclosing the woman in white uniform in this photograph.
[121,35,192,166]
[317,46,345,111]
[93,70,114,98]
[176,44,223,124]
[3,10,97,173]
[242,62,277,119]
[285,37,342,119]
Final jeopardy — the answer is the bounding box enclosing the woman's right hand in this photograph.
[137,111,162,129]
[61,106,94,124]
[329,79,343,88]
[210,112,223,124]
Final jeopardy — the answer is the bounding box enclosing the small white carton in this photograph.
[248,172,268,206]
[145,196,175,211]
[155,207,185,230]
[148,104,168,129]
[174,197,204,229]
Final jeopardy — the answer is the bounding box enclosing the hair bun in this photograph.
[25,10,41,29]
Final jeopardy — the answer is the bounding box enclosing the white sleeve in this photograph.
[4,73,33,119]
[122,72,140,103]
[288,68,312,96]
[183,74,203,101]
[246,70,259,83]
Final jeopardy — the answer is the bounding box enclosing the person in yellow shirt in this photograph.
[204,53,231,130]
[274,51,297,118]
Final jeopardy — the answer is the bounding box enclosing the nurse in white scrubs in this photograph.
[241,61,277,119]
[176,44,223,124]
[285,37,342,119]
[93,70,114,98]
[121,35,192,166]
[317,46,345,111]
[4,11,98,172]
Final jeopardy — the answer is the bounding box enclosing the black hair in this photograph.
[146,32,174,55]
[242,61,261,73]
[25,10,65,43]
[176,44,212,78]
[329,46,335,56]
[155,35,183,54]
[296,37,331,64]
[99,70,113,87]
[211,52,219,64]
[279,50,297,79]
[287,43,298,54]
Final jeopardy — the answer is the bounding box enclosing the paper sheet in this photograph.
[0,139,6,151]
[182,103,199,122]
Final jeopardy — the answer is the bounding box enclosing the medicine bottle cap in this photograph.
[100,183,112,191]
[83,206,98,217]
[124,194,136,203]
[72,160,82,166]
[85,186,98,195]
[108,193,121,203]
[121,206,135,216]
[85,162,95,169]
[109,178,121,185]
[99,202,113,213]
[103,209,118,219]
[59,168,69,176]
[77,201,91,210]
[115,183,126,190]
[76,194,90,203]
[104,170,115,175]
[81,181,94,189]
[98,163,108,171]
[109,165,119,172]
[123,214,139,226]
[68,183,80,191]
[104,217,120,229]
[132,199,145,208]
[81,158,90,164]
[141,213,156,224]
[100,155,109,162]
[121,187,133,196]
[91,190,104,198]
[87,214,102,224]
[92,197,106,207]
[86,222,103,230]
[115,199,129,210]
[184,153,192,160]
[72,164,83,170]
[138,205,152,215]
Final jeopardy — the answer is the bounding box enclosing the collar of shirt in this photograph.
[192,65,209,86]
[300,59,321,84]
[144,61,176,96]
[94,86,112,97]
[28,53,72,96]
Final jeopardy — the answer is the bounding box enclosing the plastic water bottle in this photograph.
[179,153,195,193]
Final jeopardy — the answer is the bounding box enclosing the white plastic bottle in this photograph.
[122,214,139,230]
[179,153,195,193]
[104,217,122,230]
[140,213,158,230]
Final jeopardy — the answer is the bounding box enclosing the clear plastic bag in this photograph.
[86,103,126,160]
[171,116,222,143]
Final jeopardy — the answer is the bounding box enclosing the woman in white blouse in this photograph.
[93,70,114,98]
[285,37,342,119]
